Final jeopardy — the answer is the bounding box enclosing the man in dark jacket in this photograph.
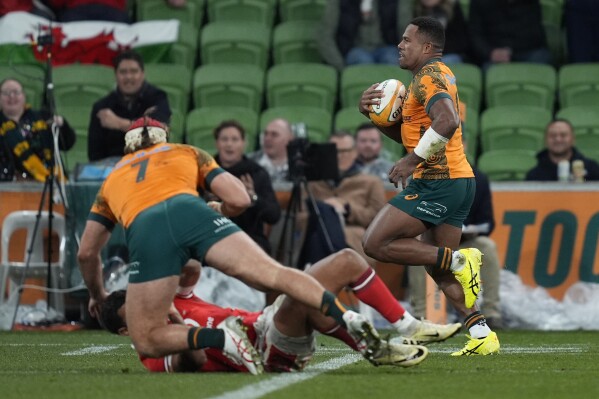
[526,119,599,181]
[468,0,552,67]
[87,50,171,161]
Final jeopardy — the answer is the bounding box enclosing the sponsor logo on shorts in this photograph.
[404,194,419,200]
[416,201,447,218]
[128,261,140,275]
[213,216,236,233]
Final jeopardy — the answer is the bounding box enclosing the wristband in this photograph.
[413,126,449,159]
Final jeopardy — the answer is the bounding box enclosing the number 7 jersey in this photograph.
[89,143,224,229]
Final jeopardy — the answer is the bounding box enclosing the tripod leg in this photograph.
[303,180,337,253]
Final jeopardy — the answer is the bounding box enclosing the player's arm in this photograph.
[388,98,459,188]
[78,220,112,317]
[208,172,251,217]
[358,84,402,143]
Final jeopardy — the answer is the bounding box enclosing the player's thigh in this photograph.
[204,231,283,289]
[364,203,427,244]
[126,276,179,339]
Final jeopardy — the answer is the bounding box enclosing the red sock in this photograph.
[349,268,405,323]
[321,324,359,351]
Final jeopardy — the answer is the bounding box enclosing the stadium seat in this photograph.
[136,0,204,28]
[340,65,412,109]
[200,22,271,69]
[161,22,198,71]
[168,110,185,144]
[207,0,276,26]
[186,107,259,154]
[485,63,557,111]
[193,64,265,113]
[334,107,369,133]
[260,106,332,143]
[66,133,89,171]
[558,63,599,108]
[272,21,322,64]
[144,63,192,115]
[459,0,470,19]
[0,64,46,109]
[279,0,327,22]
[59,105,91,137]
[480,106,552,152]
[556,106,599,150]
[452,63,483,114]
[266,63,338,113]
[477,149,537,181]
[540,0,564,27]
[461,109,479,164]
[53,64,114,110]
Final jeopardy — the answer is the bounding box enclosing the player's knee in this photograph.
[362,233,381,259]
[337,248,365,270]
[130,333,163,358]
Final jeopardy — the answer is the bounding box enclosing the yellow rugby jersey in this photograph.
[400,58,473,179]
[90,143,224,229]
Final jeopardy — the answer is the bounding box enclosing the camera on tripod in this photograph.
[286,138,339,182]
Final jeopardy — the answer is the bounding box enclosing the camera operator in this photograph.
[0,78,75,182]
[305,131,386,267]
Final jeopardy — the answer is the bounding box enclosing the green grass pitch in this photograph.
[0,330,597,399]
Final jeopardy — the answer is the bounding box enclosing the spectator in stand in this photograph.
[526,119,599,182]
[88,50,171,162]
[468,0,552,68]
[565,0,599,63]
[0,78,75,181]
[249,118,294,184]
[48,0,129,23]
[317,0,414,71]
[408,137,503,329]
[306,131,386,267]
[354,122,393,182]
[0,0,54,18]
[413,0,471,64]
[211,120,281,255]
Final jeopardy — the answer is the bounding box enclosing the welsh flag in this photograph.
[0,12,180,66]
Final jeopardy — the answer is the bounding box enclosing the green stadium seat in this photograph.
[207,0,276,26]
[452,63,483,114]
[161,22,198,71]
[193,64,265,113]
[459,0,470,19]
[340,64,412,109]
[540,0,564,27]
[272,21,321,64]
[334,107,369,133]
[477,149,537,181]
[558,63,599,108]
[53,64,114,109]
[144,63,192,115]
[461,109,479,164]
[59,105,91,137]
[136,0,204,28]
[260,106,332,143]
[556,106,599,150]
[279,0,327,22]
[266,63,337,113]
[185,107,259,153]
[485,63,557,111]
[66,133,89,172]
[0,64,45,109]
[200,22,271,69]
[480,106,552,152]
[168,110,185,144]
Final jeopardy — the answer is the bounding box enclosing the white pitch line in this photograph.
[207,354,362,399]
[61,345,122,356]
[429,345,589,354]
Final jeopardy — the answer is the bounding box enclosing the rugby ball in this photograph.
[369,79,406,127]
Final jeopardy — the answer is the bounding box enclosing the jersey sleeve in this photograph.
[417,71,453,114]
[193,147,225,190]
[88,184,117,230]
